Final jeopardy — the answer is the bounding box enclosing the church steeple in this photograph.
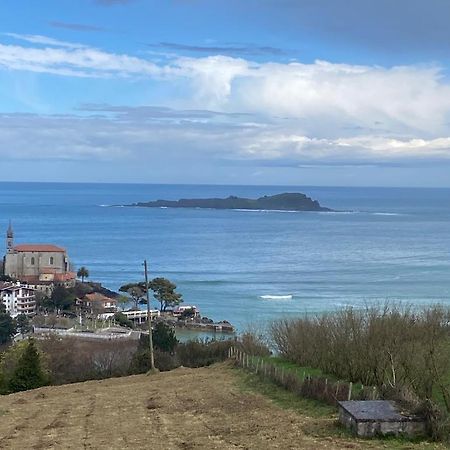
[6,221,14,253]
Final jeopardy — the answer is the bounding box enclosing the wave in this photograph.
[259,294,293,300]
[371,212,403,216]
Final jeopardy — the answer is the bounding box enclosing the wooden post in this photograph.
[372,386,377,400]
[143,260,155,372]
[335,381,340,399]
[325,378,328,394]
[348,382,353,401]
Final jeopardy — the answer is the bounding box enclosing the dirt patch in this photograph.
[0,364,444,449]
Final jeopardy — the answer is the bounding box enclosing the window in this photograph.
[49,256,54,265]
[31,257,35,265]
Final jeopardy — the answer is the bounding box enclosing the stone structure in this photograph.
[0,282,36,317]
[338,400,426,438]
[3,224,76,293]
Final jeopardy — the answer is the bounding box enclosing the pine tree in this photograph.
[8,338,48,393]
[0,304,16,344]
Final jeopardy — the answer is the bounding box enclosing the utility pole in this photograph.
[144,259,156,371]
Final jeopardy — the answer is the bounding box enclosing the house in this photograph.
[0,282,36,317]
[2,223,76,293]
[76,292,118,316]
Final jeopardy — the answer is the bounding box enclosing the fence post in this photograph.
[348,382,353,401]
[335,381,340,399]
[324,378,328,395]
[372,386,377,400]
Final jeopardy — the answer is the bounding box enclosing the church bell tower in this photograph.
[6,221,14,254]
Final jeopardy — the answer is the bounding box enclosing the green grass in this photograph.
[256,355,366,395]
[235,368,445,449]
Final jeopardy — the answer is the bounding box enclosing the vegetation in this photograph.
[3,338,48,393]
[148,277,182,311]
[113,311,134,329]
[16,314,31,337]
[270,303,450,442]
[152,321,178,353]
[0,305,16,344]
[52,286,77,312]
[119,282,146,310]
[77,266,89,283]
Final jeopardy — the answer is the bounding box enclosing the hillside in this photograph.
[0,364,443,449]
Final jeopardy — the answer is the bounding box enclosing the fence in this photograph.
[228,346,379,406]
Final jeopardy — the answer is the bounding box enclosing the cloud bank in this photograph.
[1,33,450,170]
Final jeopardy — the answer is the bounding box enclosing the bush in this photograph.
[177,339,232,368]
[113,312,134,329]
[7,338,49,393]
[152,321,178,353]
[38,336,138,384]
[270,303,450,407]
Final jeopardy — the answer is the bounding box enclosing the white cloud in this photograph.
[3,33,87,49]
[2,34,450,166]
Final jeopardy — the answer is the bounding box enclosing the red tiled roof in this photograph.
[13,244,66,253]
[85,293,116,303]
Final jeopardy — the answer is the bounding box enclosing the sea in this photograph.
[1,182,450,332]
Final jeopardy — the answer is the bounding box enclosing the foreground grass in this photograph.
[236,368,445,450]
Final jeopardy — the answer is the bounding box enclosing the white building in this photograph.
[0,282,36,317]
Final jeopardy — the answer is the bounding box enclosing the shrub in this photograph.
[270,303,450,409]
[8,338,49,393]
[177,339,232,368]
[113,312,134,329]
[152,321,178,353]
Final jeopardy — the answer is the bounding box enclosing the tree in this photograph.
[16,314,32,337]
[152,322,178,353]
[149,277,183,312]
[77,267,89,283]
[0,304,16,344]
[50,286,76,312]
[8,338,48,393]
[113,312,134,329]
[119,282,147,310]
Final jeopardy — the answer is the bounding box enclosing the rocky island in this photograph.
[125,192,333,212]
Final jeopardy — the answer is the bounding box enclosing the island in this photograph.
[125,192,333,212]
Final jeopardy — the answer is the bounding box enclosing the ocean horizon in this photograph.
[1,182,450,331]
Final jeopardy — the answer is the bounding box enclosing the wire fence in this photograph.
[228,346,379,406]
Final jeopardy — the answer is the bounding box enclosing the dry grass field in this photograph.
[0,363,445,450]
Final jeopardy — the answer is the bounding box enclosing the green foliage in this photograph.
[7,338,48,393]
[113,312,134,329]
[149,277,183,312]
[16,314,32,336]
[119,282,147,310]
[152,322,178,353]
[50,286,76,312]
[177,339,232,368]
[76,266,89,283]
[0,304,16,344]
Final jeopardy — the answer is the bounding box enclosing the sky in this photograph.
[1,0,450,186]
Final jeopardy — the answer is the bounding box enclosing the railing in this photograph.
[228,347,379,406]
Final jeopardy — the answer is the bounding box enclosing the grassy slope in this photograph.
[0,363,445,450]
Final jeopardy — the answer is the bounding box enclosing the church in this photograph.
[2,223,76,292]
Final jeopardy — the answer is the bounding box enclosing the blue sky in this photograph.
[1,0,450,186]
